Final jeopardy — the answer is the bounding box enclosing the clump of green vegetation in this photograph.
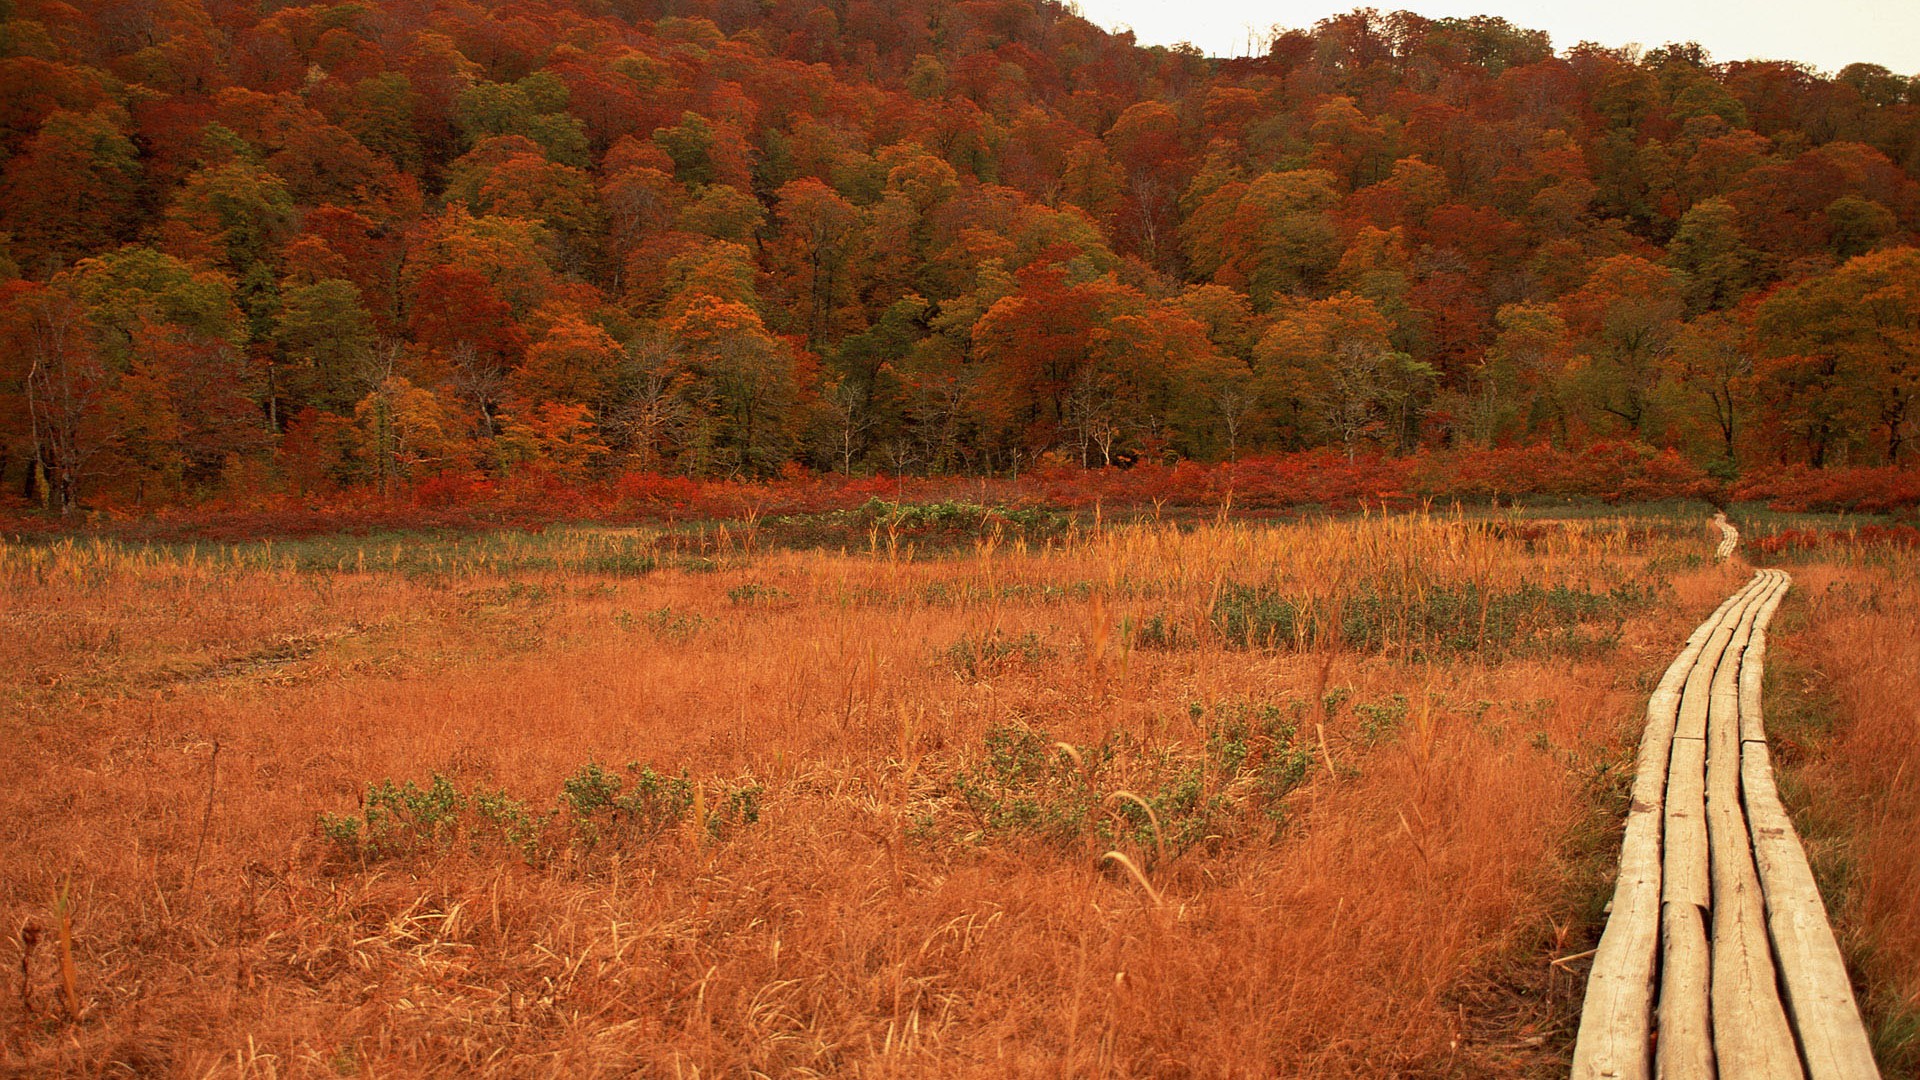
[320,774,468,860]
[471,581,554,606]
[855,498,1068,539]
[580,551,659,576]
[319,763,762,865]
[472,788,543,857]
[1644,552,1706,575]
[938,706,1318,867]
[616,605,704,640]
[1201,700,1316,823]
[560,761,761,847]
[1128,610,1189,650]
[1211,578,1665,658]
[727,581,790,604]
[1212,588,1305,649]
[948,725,1105,849]
[1354,695,1410,746]
[943,629,1055,678]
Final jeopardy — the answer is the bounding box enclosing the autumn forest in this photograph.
[12,4,1920,1073]
[4,0,1920,515]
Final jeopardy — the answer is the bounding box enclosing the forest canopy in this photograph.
[2,0,1918,512]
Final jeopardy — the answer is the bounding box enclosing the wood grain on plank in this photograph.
[1738,572,1790,746]
[1581,568,1877,1080]
[1707,572,1803,1079]
[1676,575,1765,741]
[1665,733,1711,910]
[1744,756,1880,1079]
[1659,899,1717,1080]
[1737,574,1882,1080]
[1571,579,1760,1080]
[1668,575,1770,913]
[1669,576,1770,909]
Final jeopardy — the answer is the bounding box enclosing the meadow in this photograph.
[2,507,1915,1077]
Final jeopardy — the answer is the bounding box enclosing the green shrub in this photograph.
[320,772,487,861]
[941,715,1295,866]
[1355,695,1409,746]
[473,789,542,857]
[1205,700,1314,826]
[319,762,761,865]
[1212,586,1305,648]
[943,630,1054,678]
[639,606,705,640]
[727,582,789,604]
[580,552,658,576]
[950,725,1099,849]
[1211,578,1664,658]
[1129,611,1189,650]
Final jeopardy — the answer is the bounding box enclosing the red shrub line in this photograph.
[1752,524,1920,554]
[5,445,1917,541]
[1733,465,1920,514]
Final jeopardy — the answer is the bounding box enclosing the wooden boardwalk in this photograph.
[1712,513,1739,562]
[1572,570,1880,1080]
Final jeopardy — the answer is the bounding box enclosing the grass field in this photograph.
[2,509,1914,1077]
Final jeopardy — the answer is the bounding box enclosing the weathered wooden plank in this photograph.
[1571,580,1760,1080]
[1713,511,1740,561]
[1660,574,1766,1080]
[1658,899,1716,1080]
[1664,733,1711,909]
[1676,575,1766,741]
[1736,573,1882,1080]
[1738,571,1791,746]
[1672,575,1772,910]
[1743,744,1879,1079]
[1707,572,1803,1079]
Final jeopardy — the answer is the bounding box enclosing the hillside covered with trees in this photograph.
[3,0,1919,514]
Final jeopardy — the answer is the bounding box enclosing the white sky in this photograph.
[1071,1,1920,76]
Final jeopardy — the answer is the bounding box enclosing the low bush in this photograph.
[319,763,763,865]
[1210,578,1663,658]
[942,630,1055,678]
[937,708,1320,867]
[1752,523,1920,556]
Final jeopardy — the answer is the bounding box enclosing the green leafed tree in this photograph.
[1755,248,1920,464]
[273,279,376,415]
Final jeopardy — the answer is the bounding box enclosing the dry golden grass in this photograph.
[1763,553,1920,1073]
[0,512,1881,1077]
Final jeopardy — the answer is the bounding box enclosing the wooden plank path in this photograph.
[1572,569,1880,1080]
[1712,513,1739,562]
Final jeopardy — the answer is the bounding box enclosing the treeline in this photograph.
[1,0,1918,513]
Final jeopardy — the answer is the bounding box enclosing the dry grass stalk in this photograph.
[1103,792,1165,867]
[185,740,220,912]
[16,921,40,1017]
[1099,852,1164,908]
[52,882,77,1020]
